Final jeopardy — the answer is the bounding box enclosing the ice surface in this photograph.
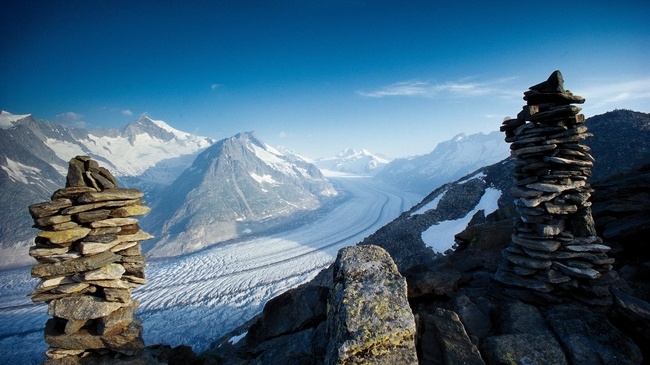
[421,187,501,253]
[0,176,420,364]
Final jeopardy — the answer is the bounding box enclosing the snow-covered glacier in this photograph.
[0,176,421,364]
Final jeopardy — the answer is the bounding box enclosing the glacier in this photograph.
[0,175,420,364]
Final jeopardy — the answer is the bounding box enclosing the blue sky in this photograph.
[2,1,649,159]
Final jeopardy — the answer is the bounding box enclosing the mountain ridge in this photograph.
[375,130,510,195]
[141,131,338,257]
[0,112,215,268]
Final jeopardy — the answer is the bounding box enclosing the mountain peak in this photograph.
[315,148,390,176]
[452,133,467,142]
[0,110,31,129]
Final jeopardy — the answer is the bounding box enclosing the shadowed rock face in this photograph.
[325,245,418,365]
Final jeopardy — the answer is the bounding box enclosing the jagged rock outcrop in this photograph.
[325,245,418,365]
[496,70,616,306]
[28,156,153,363]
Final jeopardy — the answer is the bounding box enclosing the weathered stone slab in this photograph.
[83,263,126,281]
[31,250,120,278]
[75,209,112,223]
[545,156,593,167]
[89,217,139,228]
[45,317,144,353]
[519,192,560,208]
[37,227,91,245]
[553,261,600,279]
[29,199,73,219]
[494,268,553,293]
[110,205,151,218]
[511,234,561,252]
[35,214,72,227]
[545,202,578,214]
[88,226,122,236]
[564,243,610,253]
[512,144,557,157]
[76,188,144,203]
[50,221,81,231]
[527,180,585,193]
[29,245,71,259]
[51,282,90,294]
[62,199,140,215]
[51,187,98,200]
[48,296,129,320]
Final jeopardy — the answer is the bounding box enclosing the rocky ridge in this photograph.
[28,156,153,363]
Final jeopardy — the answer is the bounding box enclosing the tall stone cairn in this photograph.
[495,71,617,306]
[28,155,153,362]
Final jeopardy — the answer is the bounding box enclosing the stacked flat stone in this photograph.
[28,155,153,361]
[495,71,616,306]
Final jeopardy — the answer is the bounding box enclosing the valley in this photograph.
[0,175,421,364]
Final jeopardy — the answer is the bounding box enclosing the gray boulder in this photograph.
[325,244,418,365]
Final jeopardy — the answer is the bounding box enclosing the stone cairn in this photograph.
[496,70,617,306]
[28,155,153,361]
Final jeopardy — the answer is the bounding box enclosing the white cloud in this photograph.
[357,77,517,99]
[121,109,133,116]
[211,83,221,90]
[579,77,650,111]
[279,131,288,138]
[55,112,86,129]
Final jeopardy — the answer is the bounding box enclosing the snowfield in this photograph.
[0,176,421,364]
[421,187,501,253]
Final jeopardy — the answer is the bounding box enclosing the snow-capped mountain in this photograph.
[0,111,214,268]
[0,110,31,128]
[375,131,509,195]
[313,148,390,176]
[141,131,338,257]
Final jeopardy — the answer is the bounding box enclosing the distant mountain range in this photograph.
[141,132,337,257]
[313,148,390,176]
[375,131,510,195]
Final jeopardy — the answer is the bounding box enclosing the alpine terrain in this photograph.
[141,132,338,257]
[0,111,213,268]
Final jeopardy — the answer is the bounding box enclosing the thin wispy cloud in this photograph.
[121,109,133,116]
[55,111,86,129]
[211,83,221,91]
[357,77,518,99]
[579,77,650,111]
